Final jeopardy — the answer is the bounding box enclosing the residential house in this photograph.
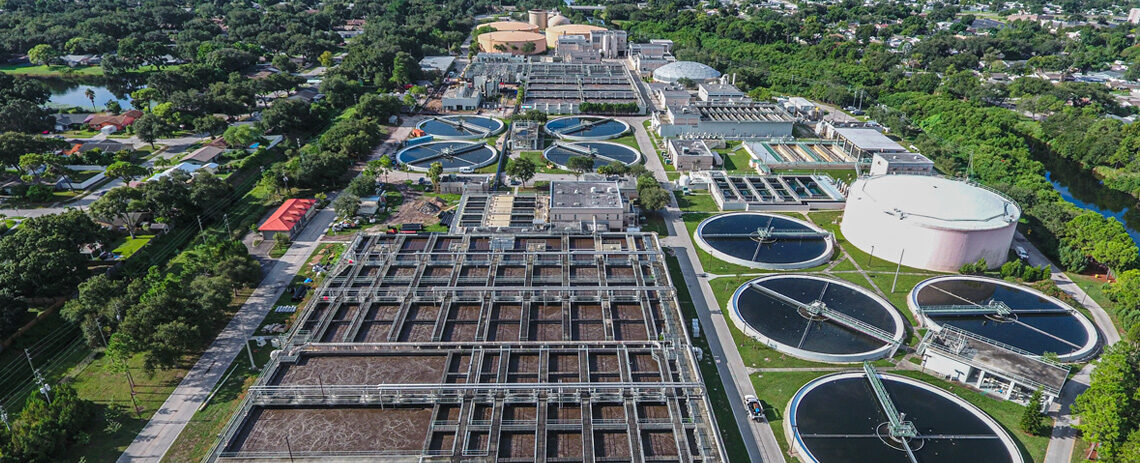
[258,198,318,240]
[182,145,226,165]
[85,110,143,131]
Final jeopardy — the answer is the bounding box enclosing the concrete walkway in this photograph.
[117,207,337,462]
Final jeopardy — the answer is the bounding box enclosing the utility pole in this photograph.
[197,215,204,234]
[224,213,232,236]
[891,249,905,293]
[96,320,140,416]
[246,337,257,369]
[0,406,9,431]
[25,349,50,403]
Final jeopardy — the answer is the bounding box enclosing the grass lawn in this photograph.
[63,350,192,462]
[680,213,756,275]
[665,255,749,463]
[0,64,104,76]
[675,192,720,213]
[642,211,670,236]
[721,150,755,173]
[519,151,570,174]
[611,134,641,151]
[423,192,463,208]
[1065,272,1124,335]
[750,370,837,454]
[110,234,155,259]
[640,120,675,172]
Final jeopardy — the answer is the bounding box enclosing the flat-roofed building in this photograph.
[655,101,794,138]
[549,181,631,231]
[648,82,691,110]
[869,152,934,176]
[667,138,723,171]
[820,122,910,161]
[698,83,748,102]
[627,40,675,75]
[442,84,481,111]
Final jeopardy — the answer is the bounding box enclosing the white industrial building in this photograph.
[627,40,675,75]
[441,84,481,111]
[820,122,911,161]
[654,101,794,138]
[697,83,748,102]
[869,152,934,176]
[918,325,1069,407]
[841,175,1020,272]
[666,139,723,171]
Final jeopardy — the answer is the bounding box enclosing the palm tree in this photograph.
[84,88,96,111]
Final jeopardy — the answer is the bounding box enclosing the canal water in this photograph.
[1040,153,1140,245]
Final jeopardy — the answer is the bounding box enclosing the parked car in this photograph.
[744,395,763,421]
[1015,246,1029,262]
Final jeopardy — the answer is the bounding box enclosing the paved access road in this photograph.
[117,207,337,462]
[1016,232,1121,463]
[625,114,787,462]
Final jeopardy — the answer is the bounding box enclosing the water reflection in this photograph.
[1039,152,1140,245]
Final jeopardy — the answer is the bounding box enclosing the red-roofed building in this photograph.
[258,198,318,240]
[85,110,143,131]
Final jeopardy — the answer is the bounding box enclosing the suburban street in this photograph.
[118,205,337,462]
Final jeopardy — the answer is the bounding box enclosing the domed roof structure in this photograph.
[652,61,721,83]
[548,14,571,26]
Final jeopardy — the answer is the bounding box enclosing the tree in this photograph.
[427,162,444,192]
[0,289,28,339]
[0,210,102,297]
[1020,389,1048,435]
[0,132,67,172]
[389,51,417,88]
[1073,341,1140,461]
[261,99,316,141]
[18,152,66,185]
[318,50,334,68]
[333,193,360,218]
[217,255,262,295]
[566,156,595,179]
[132,112,166,149]
[505,157,536,187]
[223,125,263,150]
[90,187,145,238]
[104,161,148,183]
[106,100,122,115]
[193,115,228,137]
[84,88,97,111]
[639,186,670,211]
[61,273,130,346]
[27,44,58,66]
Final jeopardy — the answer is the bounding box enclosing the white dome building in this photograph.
[841,175,1021,272]
[652,61,721,83]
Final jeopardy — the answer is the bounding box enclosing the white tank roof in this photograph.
[653,61,721,82]
[850,175,1020,231]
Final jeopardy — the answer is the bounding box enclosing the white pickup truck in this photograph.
[744,395,763,421]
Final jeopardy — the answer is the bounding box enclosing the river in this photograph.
[1040,153,1140,245]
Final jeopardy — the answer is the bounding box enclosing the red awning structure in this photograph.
[259,198,317,233]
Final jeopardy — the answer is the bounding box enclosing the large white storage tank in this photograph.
[841,175,1020,272]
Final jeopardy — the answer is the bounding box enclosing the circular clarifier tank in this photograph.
[543,141,641,170]
[416,115,505,140]
[544,116,630,140]
[728,275,905,362]
[694,212,832,270]
[396,141,499,172]
[909,275,1098,362]
[787,371,1024,463]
